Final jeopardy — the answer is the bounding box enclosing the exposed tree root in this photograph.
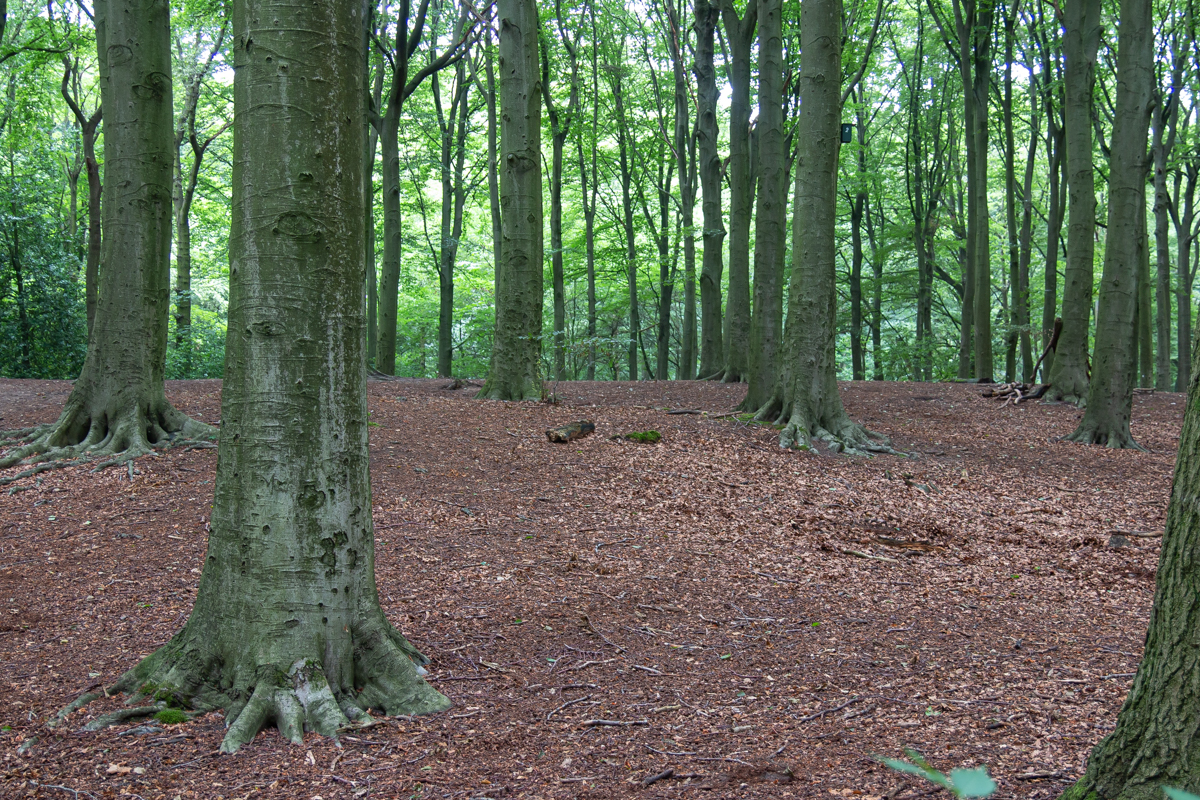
[773,402,897,456]
[1062,423,1146,451]
[0,399,215,485]
[52,613,449,753]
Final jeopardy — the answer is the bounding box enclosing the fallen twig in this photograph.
[583,718,649,727]
[798,696,862,723]
[546,694,595,720]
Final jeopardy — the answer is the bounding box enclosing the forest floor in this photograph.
[0,377,1181,799]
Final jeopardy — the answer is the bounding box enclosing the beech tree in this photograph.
[478,0,542,400]
[1044,0,1100,403]
[1,0,211,479]
[714,0,755,383]
[1067,0,1153,448]
[694,0,724,380]
[773,0,888,454]
[55,0,449,751]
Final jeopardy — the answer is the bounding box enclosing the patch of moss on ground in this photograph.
[625,431,662,444]
[154,708,188,725]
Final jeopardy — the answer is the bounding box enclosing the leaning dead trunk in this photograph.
[54,0,449,753]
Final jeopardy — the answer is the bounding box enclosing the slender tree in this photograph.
[1045,0,1101,402]
[479,0,543,399]
[716,0,755,383]
[540,0,581,382]
[742,0,785,413]
[59,49,101,339]
[694,0,724,380]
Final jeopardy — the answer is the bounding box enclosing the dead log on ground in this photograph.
[546,420,595,443]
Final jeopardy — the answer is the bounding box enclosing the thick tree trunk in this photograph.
[694,0,724,380]
[1058,243,1200,800]
[775,0,887,454]
[74,0,448,752]
[742,0,785,414]
[1068,0,1152,449]
[480,0,543,400]
[1,0,210,473]
[1046,0,1101,403]
[718,0,756,383]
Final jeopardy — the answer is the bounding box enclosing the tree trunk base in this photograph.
[52,611,449,753]
[1063,421,1146,451]
[0,393,214,484]
[774,401,896,456]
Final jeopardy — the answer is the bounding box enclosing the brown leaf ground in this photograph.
[0,378,1179,799]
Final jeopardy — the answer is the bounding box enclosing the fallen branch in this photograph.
[641,768,675,787]
[842,549,899,563]
[583,718,648,727]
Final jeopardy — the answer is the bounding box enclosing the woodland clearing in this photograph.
[0,378,1179,799]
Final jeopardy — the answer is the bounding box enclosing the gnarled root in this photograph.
[0,399,216,485]
[777,409,897,456]
[1063,423,1146,451]
[52,616,449,753]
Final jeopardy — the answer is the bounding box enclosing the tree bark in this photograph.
[1059,221,1200,800]
[694,0,724,380]
[72,0,449,752]
[774,0,887,454]
[717,0,755,383]
[1068,0,1152,449]
[1046,0,1101,403]
[479,0,543,400]
[742,0,785,413]
[0,0,211,472]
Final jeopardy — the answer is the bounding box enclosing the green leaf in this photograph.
[950,767,997,798]
[1164,789,1200,800]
